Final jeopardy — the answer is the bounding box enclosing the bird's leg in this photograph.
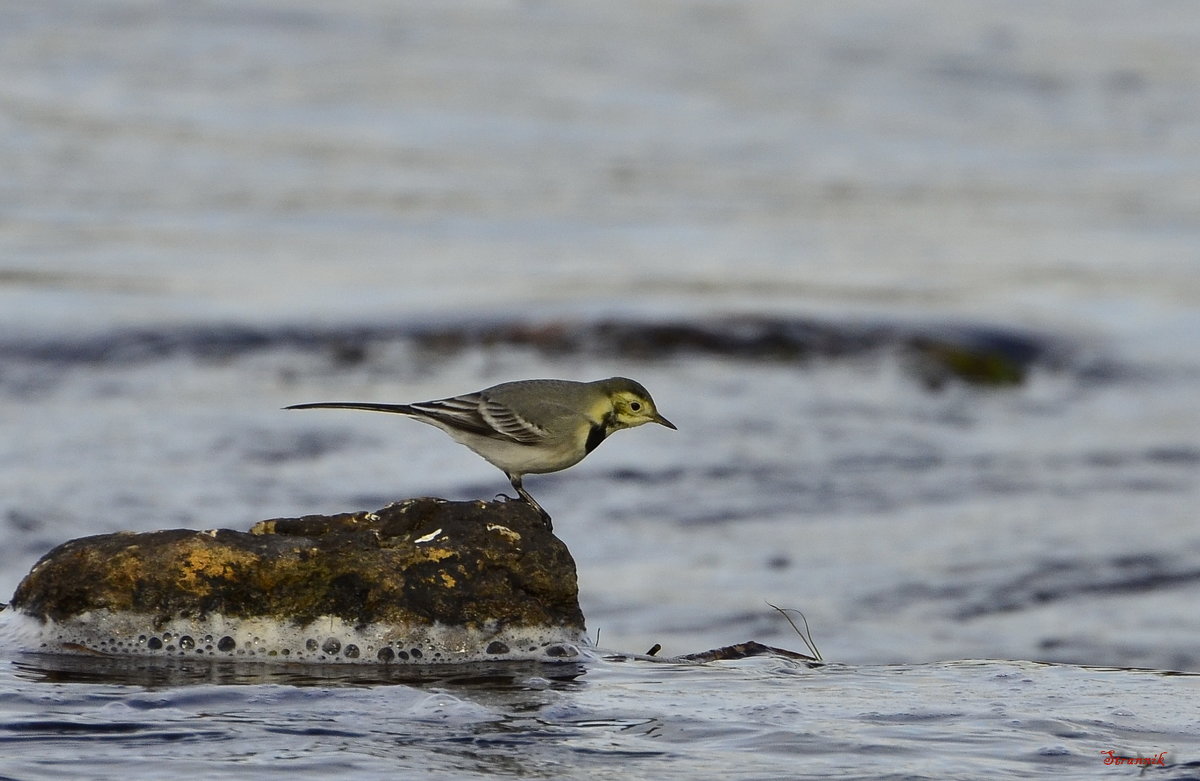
[508,474,552,529]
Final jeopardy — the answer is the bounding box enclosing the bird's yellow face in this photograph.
[608,390,677,431]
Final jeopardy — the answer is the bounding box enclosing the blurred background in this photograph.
[2,0,1198,669]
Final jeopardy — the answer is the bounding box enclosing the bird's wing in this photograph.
[407,393,546,444]
[404,394,496,437]
[478,396,549,443]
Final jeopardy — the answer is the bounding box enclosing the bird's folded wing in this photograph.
[409,393,546,443]
[405,395,494,436]
[478,397,549,443]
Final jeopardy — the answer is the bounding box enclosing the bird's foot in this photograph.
[519,495,553,529]
[494,492,551,528]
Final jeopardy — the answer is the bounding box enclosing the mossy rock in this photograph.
[8,498,586,663]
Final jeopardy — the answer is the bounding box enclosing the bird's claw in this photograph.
[493,492,551,528]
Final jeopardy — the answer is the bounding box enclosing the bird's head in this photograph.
[600,377,677,431]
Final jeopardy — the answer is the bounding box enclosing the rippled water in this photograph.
[2,651,1197,781]
[3,1,1200,778]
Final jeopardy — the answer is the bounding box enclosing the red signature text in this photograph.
[1100,750,1167,766]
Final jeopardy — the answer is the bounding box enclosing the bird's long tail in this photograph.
[284,402,420,415]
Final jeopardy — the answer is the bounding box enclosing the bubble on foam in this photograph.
[0,607,585,664]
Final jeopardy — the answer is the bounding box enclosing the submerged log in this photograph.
[7,498,586,663]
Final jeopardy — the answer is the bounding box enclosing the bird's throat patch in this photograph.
[585,421,609,454]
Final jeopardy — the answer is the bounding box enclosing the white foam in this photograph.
[0,607,586,664]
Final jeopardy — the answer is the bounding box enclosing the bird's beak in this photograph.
[654,413,677,430]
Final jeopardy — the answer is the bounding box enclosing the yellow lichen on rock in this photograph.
[419,547,456,563]
[250,519,277,535]
[174,538,259,597]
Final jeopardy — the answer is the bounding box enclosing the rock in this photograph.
[3,314,1059,390]
[907,334,1035,388]
[6,498,586,663]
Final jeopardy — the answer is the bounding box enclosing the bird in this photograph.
[285,377,675,527]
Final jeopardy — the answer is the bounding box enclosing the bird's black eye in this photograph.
[630,401,642,412]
